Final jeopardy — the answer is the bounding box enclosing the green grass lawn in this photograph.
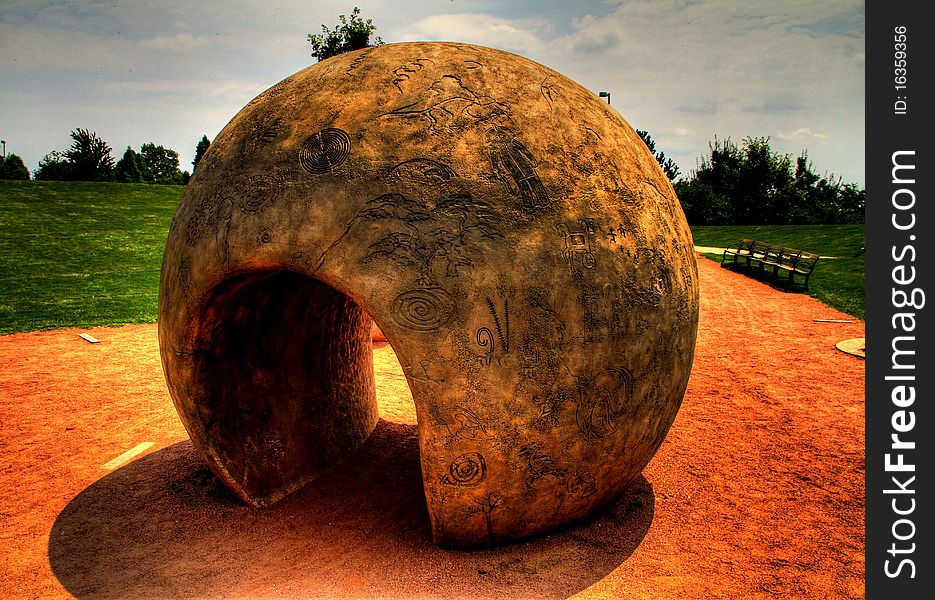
[0,180,182,334]
[0,181,866,334]
[690,224,865,319]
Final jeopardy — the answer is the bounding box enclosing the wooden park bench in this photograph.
[721,240,820,291]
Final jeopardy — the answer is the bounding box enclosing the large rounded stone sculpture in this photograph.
[158,42,699,548]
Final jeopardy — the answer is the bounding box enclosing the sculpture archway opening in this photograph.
[188,269,379,507]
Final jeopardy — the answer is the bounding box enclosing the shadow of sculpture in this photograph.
[49,420,654,598]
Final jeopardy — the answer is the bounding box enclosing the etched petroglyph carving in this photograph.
[345,47,374,75]
[468,493,503,544]
[386,158,456,186]
[185,200,212,246]
[519,443,566,491]
[485,126,549,210]
[158,41,698,550]
[558,220,597,270]
[440,452,487,486]
[359,192,502,287]
[391,287,455,332]
[391,58,435,92]
[579,283,625,343]
[232,173,287,214]
[527,293,568,348]
[575,368,635,439]
[475,327,495,365]
[444,406,494,439]
[567,467,597,500]
[607,223,631,245]
[540,75,562,109]
[484,296,510,351]
[531,390,566,431]
[299,128,351,175]
[383,74,511,132]
[250,115,284,148]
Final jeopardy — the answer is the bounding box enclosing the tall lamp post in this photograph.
[598,91,611,104]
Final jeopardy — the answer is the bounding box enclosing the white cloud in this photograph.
[141,32,211,52]
[777,128,830,142]
[397,13,548,55]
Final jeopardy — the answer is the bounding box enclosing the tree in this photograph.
[114,146,144,183]
[674,136,864,225]
[63,128,115,181]
[308,7,383,62]
[192,135,210,172]
[636,129,680,182]
[139,143,183,184]
[34,151,71,181]
[0,153,30,180]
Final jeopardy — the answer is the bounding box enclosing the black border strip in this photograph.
[866,1,933,597]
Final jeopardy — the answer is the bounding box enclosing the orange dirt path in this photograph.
[0,257,864,599]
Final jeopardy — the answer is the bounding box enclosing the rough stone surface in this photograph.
[158,41,699,548]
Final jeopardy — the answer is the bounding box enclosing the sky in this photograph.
[0,0,865,185]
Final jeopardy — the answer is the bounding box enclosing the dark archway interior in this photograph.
[191,270,379,506]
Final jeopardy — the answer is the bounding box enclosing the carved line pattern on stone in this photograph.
[470,493,503,544]
[387,158,456,185]
[445,406,493,438]
[391,287,455,332]
[299,128,351,175]
[476,327,495,364]
[532,390,565,429]
[519,443,567,491]
[540,75,560,108]
[440,452,487,486]
[484,126,550,210]
[644,177,668,200]
[251,116,283,147]
[345,47,374,75]
[575,367,635,439]
[174,258,194,302]
[235,173,286,214]
[391,58,435,93]
[579,283,625,344]
[558,220,597,270]
[484,296,509,352]
[381,74,511,133]
[185,202,211,246]
[359,192,503,287]
[567,467,597,500]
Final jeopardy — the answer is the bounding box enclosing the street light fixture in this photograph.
[598,91,611,104]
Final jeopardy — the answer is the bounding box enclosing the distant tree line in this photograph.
[0,153,30,180]
[671,136,864,225]
[9,128,212,184]
[636,129,680,182]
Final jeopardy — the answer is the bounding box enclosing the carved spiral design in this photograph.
[447,452,486,486]
[236,174,284,214]
[299,128,351,174]
[391,288,454,332]
[476,327,494,353]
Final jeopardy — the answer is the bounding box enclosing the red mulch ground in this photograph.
[0,256,864,599]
